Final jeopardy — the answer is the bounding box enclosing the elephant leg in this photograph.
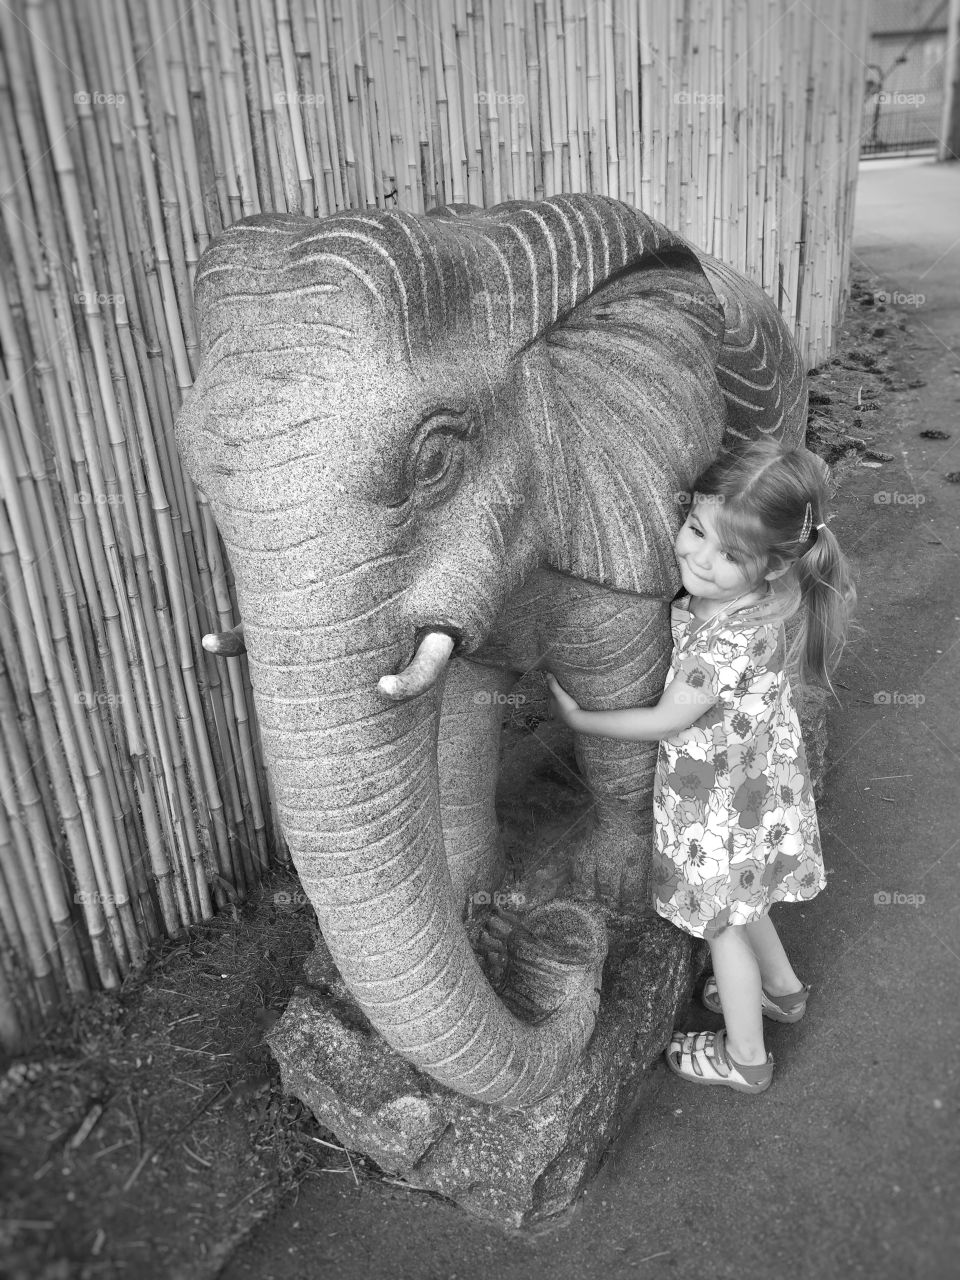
[571,721,659,908]
[436,657,517,913]
[492,570,673,910]
[562,599,671,908]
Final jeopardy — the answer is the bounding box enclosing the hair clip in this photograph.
[799,501,813,542]
[799,505,827,541]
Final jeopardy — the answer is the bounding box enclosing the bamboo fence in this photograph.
[0,0,868,1051]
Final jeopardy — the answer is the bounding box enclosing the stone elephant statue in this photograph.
[175,194,806,1110]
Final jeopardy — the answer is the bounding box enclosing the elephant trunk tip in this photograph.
[378,629,456,701]
[499,901,607,1025]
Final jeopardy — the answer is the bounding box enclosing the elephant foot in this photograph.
[479,900,606,1027]
[201,621,246,657]
[472,865,574,988]
[474,905,521,990]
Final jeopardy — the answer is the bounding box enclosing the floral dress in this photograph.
[652,593,825,940]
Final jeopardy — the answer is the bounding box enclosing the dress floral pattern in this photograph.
[653,593,825,940]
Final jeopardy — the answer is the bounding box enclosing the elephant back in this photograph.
[190,195,724,373]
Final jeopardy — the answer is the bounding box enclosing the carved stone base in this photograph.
[268,910,707,1228]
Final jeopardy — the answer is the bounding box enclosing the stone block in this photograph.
[269,913,707,1227]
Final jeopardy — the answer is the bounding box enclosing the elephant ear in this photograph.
[697,252,808,447]
[529,249,729,598]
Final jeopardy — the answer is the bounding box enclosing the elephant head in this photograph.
[175,195,803,1106]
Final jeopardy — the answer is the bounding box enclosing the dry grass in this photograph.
[0,865,376,1280]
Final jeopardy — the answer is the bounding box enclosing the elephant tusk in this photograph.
[201,622,247,657]
[378,630,456,701]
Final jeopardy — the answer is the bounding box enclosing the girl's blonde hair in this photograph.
[691,437,857,694]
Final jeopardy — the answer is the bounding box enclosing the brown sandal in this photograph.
[701,976,810,1023]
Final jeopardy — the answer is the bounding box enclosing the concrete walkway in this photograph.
[223,159,960,1280]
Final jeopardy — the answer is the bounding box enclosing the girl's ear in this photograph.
[764,562,792,582]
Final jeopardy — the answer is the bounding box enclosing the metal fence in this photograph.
[860,11,948,156]
[861,88,943,153]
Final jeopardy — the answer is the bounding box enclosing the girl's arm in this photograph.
[545,672,717,742]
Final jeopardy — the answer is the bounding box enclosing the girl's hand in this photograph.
[545,673,581,724]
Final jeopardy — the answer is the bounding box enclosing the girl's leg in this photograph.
[743,915,803,996]
[707,925,768,1066]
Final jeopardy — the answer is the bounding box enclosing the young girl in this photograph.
[547,438,855,1094]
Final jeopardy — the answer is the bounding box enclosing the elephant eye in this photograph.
[380,409,474,511]
[416,434,451,485]
[406,413,473,505]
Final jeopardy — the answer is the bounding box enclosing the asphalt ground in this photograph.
[222,157,960,1280]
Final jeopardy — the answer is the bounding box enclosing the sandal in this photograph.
[665,1028,773,1094]
[701,976,810,1023]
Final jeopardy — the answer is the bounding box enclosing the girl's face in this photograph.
[675,497,766,604]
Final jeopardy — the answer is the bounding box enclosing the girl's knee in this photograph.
[707,922,750,955]
[709,922,748,940]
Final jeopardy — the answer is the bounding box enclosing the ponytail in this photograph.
[790,524,857,697]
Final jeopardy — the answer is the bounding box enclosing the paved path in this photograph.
[223,158,960,1280]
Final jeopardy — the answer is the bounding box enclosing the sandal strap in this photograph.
[704,975,810,1019]
[673,1030,731,1081]
[762,985,809,1013]
[715,1029,774,1084]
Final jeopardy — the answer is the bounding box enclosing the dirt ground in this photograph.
[0,269,921,1280]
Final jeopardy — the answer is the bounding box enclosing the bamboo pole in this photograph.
[0,930,35,1054]
[502,0,522,198]
[0,497,120,990]
[0,766,62,1015]
[246,0,288,214]
[0,658,87,994]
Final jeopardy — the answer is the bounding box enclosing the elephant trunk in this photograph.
[245,604,602,1107]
